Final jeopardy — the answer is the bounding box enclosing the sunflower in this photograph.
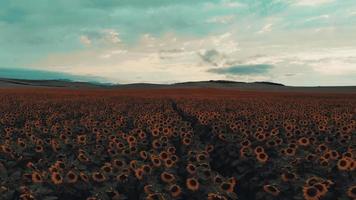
[313,183,328,197]
[281,172,297,182]
[205,145,214,153]
[207,193,227,200]
[256,152,268,163]
[80,172,89,183]
[240,139,251,147]
[135,168,144,180]
[186,164,197,174]
[319,157,329,167]
[170,155,179,163]
[159,151,169,160]
[214,175,223,184]
[142,164,152,174]
[17,139,27,148]
[140,151,149,160]
[78,153,90,163]
[228,177,237,187]
[164,159,174,168]
[160,172,175,183]
[127,135,136,144]
[1,145,12,154]
[138,131,147,139]
[167,146,176,154]
[51,172,63,185]
[186,178,199,191]
[343,151,353,158]
[346,185,356,199]
[65,170,78,184]
[169,184,182,198]
[305,176,322,186]
[329,150,340,160]
[254,146,265,155]
[130,160,138,170]
[303,186,321,200]
[116,173,129,183]
[350,160,356,171]
[19,194,36,200]
[144,185,155,194]
[285,148,296,156]
[151,156,162,167]
[151,128,160,137]
[112,159,125,168]
[197,153,207,162]
[263,185,280,196]
[317,144,328,153]
[306,154,316,162]
[101,164,113,174]
[298,137,310,146]
[337,157,351,171]
[182,137,191,145]
[146,193,165,200]
[152,139,161,149]
[92,172,106,182]
[77,135,87,144]
[31,171,43,183]
[220,182,234,193]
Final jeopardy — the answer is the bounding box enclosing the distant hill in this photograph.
[0,77,355,93]
[0,78,107,88]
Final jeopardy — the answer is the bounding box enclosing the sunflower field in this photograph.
[0,89,355,200]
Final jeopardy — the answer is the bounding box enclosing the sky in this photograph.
[1,0,356,86]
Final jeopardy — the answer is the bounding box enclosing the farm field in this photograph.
[0,88,355,200]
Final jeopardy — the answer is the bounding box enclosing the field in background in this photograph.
[0,88,355,200]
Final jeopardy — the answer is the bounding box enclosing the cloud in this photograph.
[79,35,92,45]
[207,64,273,75]
[305,15,330,22]
[198,49,227,67]
[257,24,273,34]
[293,0,335,6]
[220,0,245,8]
[206,15,235,24]
[102,29,121,44]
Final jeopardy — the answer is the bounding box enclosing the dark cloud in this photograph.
[198,49,226,66]
[285,73,297,77]
[207,64,273,75]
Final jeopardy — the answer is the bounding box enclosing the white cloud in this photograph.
[305,15,330,22]
[349,11,356,16]
[221,0,245,8]
[311,60,356,75]
[257,24,273,34]
[99,50,127,59]
[206,15,235,24]
[293,0,334,6]
[204,0,245,10]
[102,29,121,44]
[79,35,92,45]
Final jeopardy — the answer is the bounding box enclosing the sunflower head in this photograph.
[186,178,199,191]
[303,186,321,200]
[66,171,78,184]
[347,185,356,199]
[169,184,182,198]
[263,185,280,196]
[51,172,63,185]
